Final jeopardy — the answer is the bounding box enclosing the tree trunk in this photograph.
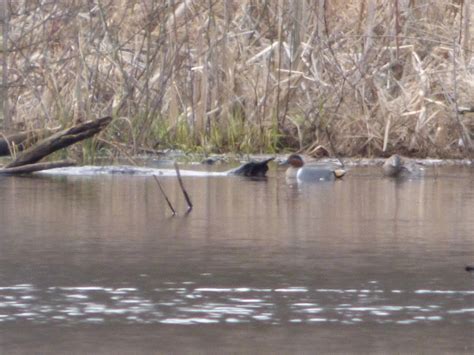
[0,159,76,175]
[0,128,59,156]
[5,116,112,168]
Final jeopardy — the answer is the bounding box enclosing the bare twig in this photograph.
[394,0,400,59]
[174,161,193,213]
[152,174,176,216]
[450,38,472,156]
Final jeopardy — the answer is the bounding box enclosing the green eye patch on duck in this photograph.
[281,154,346,182]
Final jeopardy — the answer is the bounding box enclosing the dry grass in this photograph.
[0,0,473,158]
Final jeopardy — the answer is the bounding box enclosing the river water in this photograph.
[0,162,473,353]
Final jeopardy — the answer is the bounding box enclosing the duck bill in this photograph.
[333,169,346,179]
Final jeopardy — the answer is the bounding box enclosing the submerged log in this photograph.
[0,159,76,175]
[5,116,112,169]
[0,128,58,156]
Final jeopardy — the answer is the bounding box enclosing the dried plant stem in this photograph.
[96,137,137,166]
[1,1,472,158]
[174,161,193,213]
[394,0,401,59]
[1,0,10,131]
[450,38,472,156]
[152,175,176,216]
[462,0,471,58]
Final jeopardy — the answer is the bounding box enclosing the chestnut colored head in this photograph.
[285,154,305,168]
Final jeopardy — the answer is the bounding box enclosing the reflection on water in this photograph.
[0,165,473,352]
[1,283,473,326]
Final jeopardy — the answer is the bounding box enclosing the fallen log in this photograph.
[0,159,77,175]
[5,116,112,169]
[0,128,59,156]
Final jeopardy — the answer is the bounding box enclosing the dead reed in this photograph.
[0,0,472,158]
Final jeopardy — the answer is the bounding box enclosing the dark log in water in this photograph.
[228,157,274,177]
[0,159,76,175]
[0,129,58,156]
[5,116,112,169]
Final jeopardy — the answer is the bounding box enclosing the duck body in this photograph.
[228,157,274,177]
[282,154,346,182]
[286,164,343,181]
[383,154,424,178]
[382,154,405,177]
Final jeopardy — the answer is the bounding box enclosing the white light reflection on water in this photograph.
[0,166,473,353]
[160,318,220,325]
[415,290,474,295]
[448,308,474,314]
[0,284,473,325]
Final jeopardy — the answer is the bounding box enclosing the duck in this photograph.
[466,265,474,273]
[382,154,406,177]
[201,156,223,165]
[281,154,346,182]
[382,154,424,178]
[228,157,274,177]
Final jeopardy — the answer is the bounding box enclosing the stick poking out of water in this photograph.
[152,175,176,216]
[174,162,193,213]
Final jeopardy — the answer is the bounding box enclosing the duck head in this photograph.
[281,154,305,168]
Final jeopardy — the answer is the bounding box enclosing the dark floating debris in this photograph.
[465,265,474,272]
[228,157,274,177]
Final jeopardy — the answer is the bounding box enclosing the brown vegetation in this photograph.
[0,0,473,158]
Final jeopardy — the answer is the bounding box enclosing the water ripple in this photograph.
[0,284,472,325]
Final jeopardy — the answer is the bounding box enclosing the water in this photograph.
[0,164,473,353]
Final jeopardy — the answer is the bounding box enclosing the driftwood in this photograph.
[0,116,112,175]
[0,159,77,175]
[0,128,59,156]
[5,116,112,169]
[0,116,191,215]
